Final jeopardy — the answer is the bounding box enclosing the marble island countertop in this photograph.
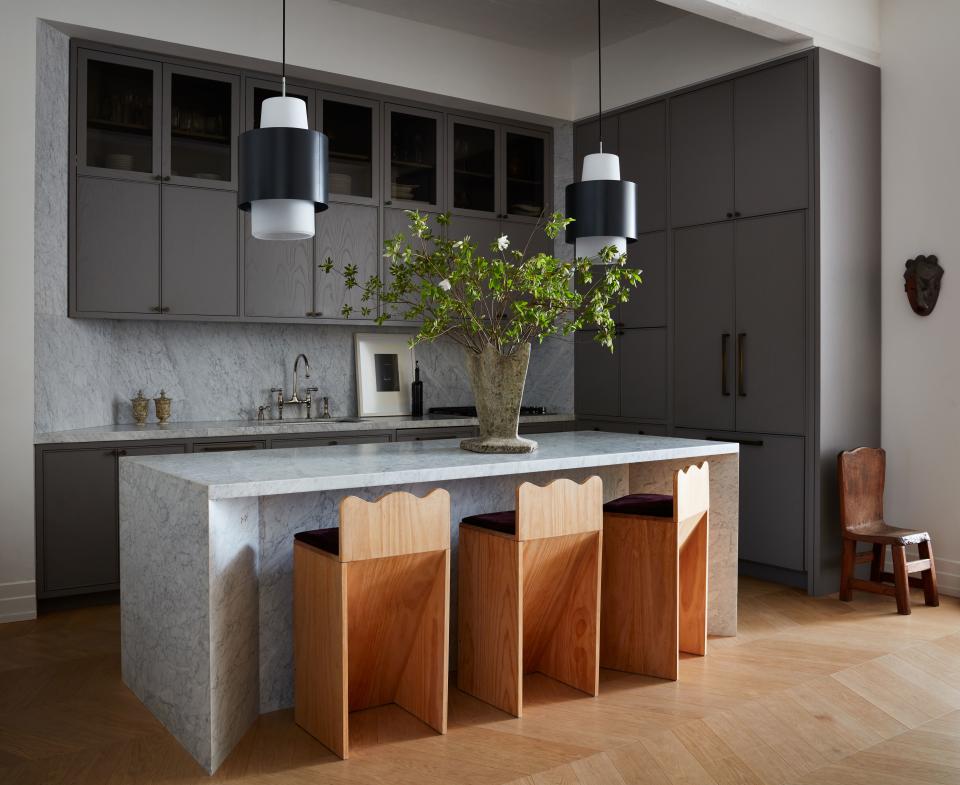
[120,431,738,500]
[34,412,575,444]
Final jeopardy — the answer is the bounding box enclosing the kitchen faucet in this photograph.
[269,354,319,420]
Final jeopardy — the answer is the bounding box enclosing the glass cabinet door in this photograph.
[163,65,239,189]
[385,105,442,209]
[503,128,548,222]
[321,94,379,204]
[449,117,499,217]
[78,50,161,180]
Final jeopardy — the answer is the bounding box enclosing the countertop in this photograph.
[34,413,575,445]
[119,431,738,500]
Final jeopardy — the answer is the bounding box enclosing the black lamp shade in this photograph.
[564,179,637,245]
[238,127,328,212]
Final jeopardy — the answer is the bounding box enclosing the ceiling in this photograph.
[331,0,689,56]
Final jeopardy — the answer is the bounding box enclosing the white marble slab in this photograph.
[34,413,574,444]
[122,431,738,500]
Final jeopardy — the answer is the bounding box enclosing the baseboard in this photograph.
[0,580,37,623]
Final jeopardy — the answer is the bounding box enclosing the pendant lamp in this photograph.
[565,0,637,263]
[238,0,328,240]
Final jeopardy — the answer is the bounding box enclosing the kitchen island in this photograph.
[119,431,739,773]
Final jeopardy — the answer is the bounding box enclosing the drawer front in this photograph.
[193,440,266,452]
[575,420,668,437]
[396,426,477,441]
[270,433,392,448]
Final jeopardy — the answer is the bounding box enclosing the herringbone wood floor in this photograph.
[2,578,959,784]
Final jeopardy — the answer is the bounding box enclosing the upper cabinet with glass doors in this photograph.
[78,50,239,190]
[321,93,379,204]
[385,105,442,210]
[447,118,549,222]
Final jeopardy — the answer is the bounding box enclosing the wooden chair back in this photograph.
[516,476,603,541]
[339,488,450,562]
[674,462,710,524]
[838,447,885,534]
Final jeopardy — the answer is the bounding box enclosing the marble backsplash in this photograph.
[34,23,574,434]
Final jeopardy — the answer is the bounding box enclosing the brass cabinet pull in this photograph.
[721,333,731,396]
[737,333,746,397]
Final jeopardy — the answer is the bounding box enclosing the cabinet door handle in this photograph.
[159,306,170,313]
[117,449,128,457]
[737,333,746,397]
[726,212,733,219]
[385,200,393,206]
[721,333,731,396]
[705,436,764,447]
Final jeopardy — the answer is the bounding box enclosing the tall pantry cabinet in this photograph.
[573,49,880,595]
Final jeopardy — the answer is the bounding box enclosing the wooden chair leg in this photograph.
[870,543,885,582]
[918,540,940,607]
[891,544,911,615]
[839,538,855,601]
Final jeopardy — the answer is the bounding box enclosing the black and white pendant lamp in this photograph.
[565,0,637,263]
[238,0,328,240]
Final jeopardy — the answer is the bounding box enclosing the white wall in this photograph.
[571,12,807,119]
[880,0,960,596]
[0,0,572,621]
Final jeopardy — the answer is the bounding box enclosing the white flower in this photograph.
[496,234,510,251]
[438,279,452,291]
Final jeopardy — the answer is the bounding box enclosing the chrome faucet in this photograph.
[291,354,311,403]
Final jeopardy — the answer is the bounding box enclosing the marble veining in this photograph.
[33,29,574,435]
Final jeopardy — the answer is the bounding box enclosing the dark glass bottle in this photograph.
[412,361,424,417]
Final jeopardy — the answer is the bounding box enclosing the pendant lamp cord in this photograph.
[597,0,602,153]
[281,0,286,96]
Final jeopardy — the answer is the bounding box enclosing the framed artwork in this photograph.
[354,333,415,417]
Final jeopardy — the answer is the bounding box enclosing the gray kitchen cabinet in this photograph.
[271,433,393,448]
[320,92,379,206]
[193,440,265,452]
[620,329,667,421]
[573,118,618,180]
[243,213,314,318]
[385,104,443,211]
[620,231,667,328]
[676,429,806,575]
[161,185,238,316]
[315,203,379,320]
[576,420,668,436]
[502,127,549,223]
[518,421,570,435]
[574,332,620,417]
[501,218,554,256]
[734,212,806,435]
[447,215,500,256]
[448,116,501,218]
[36,442,186,598]
[734,60,808,218]
[75,177,160,314]
[670,82,734,227]
[396,427,477,441]
[618,101,666,233]
[381,207,437,324]
[674,222,736,431]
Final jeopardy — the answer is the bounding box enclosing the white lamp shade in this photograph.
[578,152,626,262]
[251,198,315,241]
[249,96,314,240]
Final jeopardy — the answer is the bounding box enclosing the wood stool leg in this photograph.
[918,540,940,607]
[839,539,856,601]
[457,526,522,717]
[679,513,707,657]
[891,544,911,615]
[870,543,885,582]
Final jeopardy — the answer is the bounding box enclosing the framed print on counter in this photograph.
[354,333,415,417]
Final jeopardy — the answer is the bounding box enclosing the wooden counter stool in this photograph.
[457,476,603,717]
[293,489,451,758]
[600,462,709,681]
[838,447,939,615]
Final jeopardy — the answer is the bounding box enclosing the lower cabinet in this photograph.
[396,426,477,441]
[271,433,392,448]
[575,328,667,421]
[675,428,805,574]
[576,420,668,436]
[36,442,186,598]
[518,421,570,435]
[193,440,265,452]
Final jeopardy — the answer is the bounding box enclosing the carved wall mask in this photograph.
[904,254,944,316]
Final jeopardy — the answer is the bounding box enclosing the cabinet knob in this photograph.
[117,449,128,457]
[163,175,171,182]
[734,211,742,217]
[385,200,393,206]
[153,175,162,181]
[726,212,733,219]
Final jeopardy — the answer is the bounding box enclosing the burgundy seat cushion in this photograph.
[603,493,674,518]
[294,527,340,556]
[462,510,517,536]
